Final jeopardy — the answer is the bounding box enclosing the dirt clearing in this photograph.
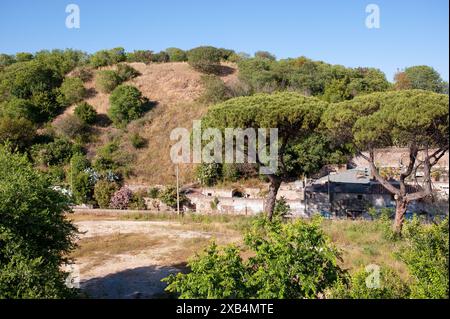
[72,218,243,298]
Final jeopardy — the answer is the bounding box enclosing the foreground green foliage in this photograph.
[163,218,345,298]
[0,146,78,298]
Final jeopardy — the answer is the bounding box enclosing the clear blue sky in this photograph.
[0,0,448,81]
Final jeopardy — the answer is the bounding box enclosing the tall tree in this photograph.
[323,90,449,233]
[201,92,330,220]
[394,66,447,93]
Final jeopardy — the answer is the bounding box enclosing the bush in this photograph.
[163,218,345,298]
[199,74,231,104]
[187,46,222,74]
[71,67,93,82]
[69,153,93,204]
[398,217,449,298]
[108,85,147,127]
[58,77,86,106]
[31,138,76,166]
[130,132,146,148]
[0,146,77,298]
[93,180,119,208]
[129,190,147,210]
[148,187,160,199]
[196,163,222,186]
[116,63,140,82]
[52,114,89,141]
[273,196,291,219]
[328,266,410,299]
[0,97,40,122]
[159,186,188,209]
[254,51,276,60]
[74,102,97,124]
[166,48,187,62]
[110,186,133,209]
[126,50,153,64]
[0,116,36,151]
[90,48,126,68]
[151,51,170,63]
[95,70,121,93]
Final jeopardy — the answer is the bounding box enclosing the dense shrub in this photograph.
[0,97,40,122]
[0,54,16,67]
[126,50,153,64]
[0,146,77,298]
[148,187,160,199]
[130,132,146,148]
[0,116,36,151]
[74,102,97,124]
[90,48,126,68]
[69,153,93,204]
[15,52,34,62]
[159,186,188,209]
[273,196,291,219]
[108,85,147,127]
[398,217,449,298]
[254,51,276,60]
[163,218,345,298]
[187,46,222,74]
[166,48,187,62]
[110,186,133,209]
[95,70,121,93]
[116,63,140,82]
[129,190,147,210]
[93,180,119,208]
[71,66,93,82]
[328,266,410,299]
[196,163,222,186]
[31,138,76,166]
[199,74,231,104]
[34,49,88,77]
[151,51,170,63]
[58,77,86,106]
[52,114,89,141]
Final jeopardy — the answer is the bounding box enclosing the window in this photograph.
[357,194,363,200]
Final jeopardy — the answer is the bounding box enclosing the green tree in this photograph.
[166,47,187,62]
[0,146,78,298]
[0,116,36,151]
[201,92,330,219]
[395,66,447,93]
[187,46,222,74]
[108,85,147,127]
[323,90,449,233]
[159,186,188,209]
[254,51,276,60]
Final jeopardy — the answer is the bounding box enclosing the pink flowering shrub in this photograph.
[109,186,133,209]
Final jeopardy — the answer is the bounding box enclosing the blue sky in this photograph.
[0,0,448,81]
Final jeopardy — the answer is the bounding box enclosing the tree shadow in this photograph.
[142,100,158,113]
[79,263,187,299]
[95,114,113,127]
[85,87,97,99]
[215,65,235,76]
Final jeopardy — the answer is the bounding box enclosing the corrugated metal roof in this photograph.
[316,168,371,185]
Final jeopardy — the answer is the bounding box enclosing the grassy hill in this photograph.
[56,62,238,186]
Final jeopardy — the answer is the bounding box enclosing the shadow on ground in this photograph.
[80,263,187,299]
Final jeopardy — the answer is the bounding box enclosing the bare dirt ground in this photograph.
[71,218,242,298]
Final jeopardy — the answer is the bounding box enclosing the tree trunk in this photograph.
[393,198,408,234]
[265,176,281,221]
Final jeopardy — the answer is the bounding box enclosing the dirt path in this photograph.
[72,219,241,298]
